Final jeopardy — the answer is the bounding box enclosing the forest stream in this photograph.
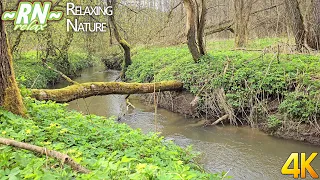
[53,65,320,180]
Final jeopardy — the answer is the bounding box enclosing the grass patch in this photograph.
[0,98,224,179]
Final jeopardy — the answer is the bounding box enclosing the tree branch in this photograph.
[251,3,283,15]
[0,137,90,174]
[205,20,234,35]
[42,62,78,85]
[168,2,182,17]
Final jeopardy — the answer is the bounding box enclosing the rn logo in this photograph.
[1,2,63,32]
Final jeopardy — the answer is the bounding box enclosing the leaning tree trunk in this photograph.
[107,0,132,79]
[197,0,207,55]
[234,0,253,48]
[0,2,25,116]
[305,0,320,50]
[285,0,306,51]
[183,0,201,62]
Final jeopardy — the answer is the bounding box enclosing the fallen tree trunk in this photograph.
[31,81,183,103]
[0,137,90,174]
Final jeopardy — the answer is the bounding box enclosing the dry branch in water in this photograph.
[0,137,90,174]
[31,81,183,103]
[209,114,230,126]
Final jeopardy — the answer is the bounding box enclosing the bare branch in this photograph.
[42,62,78,85]
[251,3,284,15]
[0,137,90,174]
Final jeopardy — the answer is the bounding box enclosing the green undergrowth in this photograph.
[206,38,285,51]
[14,52,98,89]
[126,39,320,125]
[0,98,224,179]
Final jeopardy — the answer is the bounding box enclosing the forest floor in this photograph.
[125,38,320,145]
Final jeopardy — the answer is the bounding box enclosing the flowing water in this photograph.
[54,66,320,180]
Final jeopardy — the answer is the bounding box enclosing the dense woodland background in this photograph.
[3,0,320,66]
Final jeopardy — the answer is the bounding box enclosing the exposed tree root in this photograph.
[31,81,183,103]
[0,137,90,174]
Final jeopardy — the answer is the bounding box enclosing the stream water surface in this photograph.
[54,66,320,180]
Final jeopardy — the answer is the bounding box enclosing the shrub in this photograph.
[267,115,282,129]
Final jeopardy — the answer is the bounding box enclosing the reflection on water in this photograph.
[54,66,320,180]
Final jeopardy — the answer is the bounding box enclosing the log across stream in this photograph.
[53,65,320,180]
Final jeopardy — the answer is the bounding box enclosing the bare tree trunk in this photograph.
[305,0,320,50]
[183,0,201,62]
[107,0,132,78]
[197,0,207,55]
[234,0,253,48]
[285,0,306,51]
[0,1,25,116]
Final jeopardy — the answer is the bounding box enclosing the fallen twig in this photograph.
[0,137,90,174]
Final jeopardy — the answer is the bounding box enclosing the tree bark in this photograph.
[197,0,207,55]
[285,0,306,51]
[31,81,183,103]
[0,1,25,116]
[107,0,132,78]
[305,0,320,50]
[183,0,201,62]
[234,0,254,48]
